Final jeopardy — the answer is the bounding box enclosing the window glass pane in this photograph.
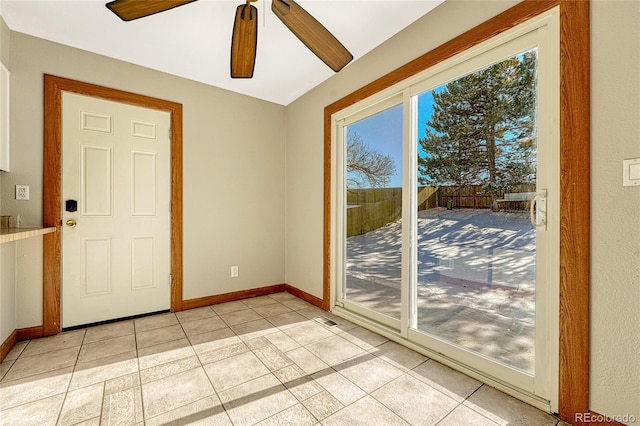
[415,49,538,373]
[344,104,403,320]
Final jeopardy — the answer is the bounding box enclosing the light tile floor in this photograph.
[0,292,567,425]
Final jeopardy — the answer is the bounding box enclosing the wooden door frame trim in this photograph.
[322,0,589,423]
[43,74,184,335]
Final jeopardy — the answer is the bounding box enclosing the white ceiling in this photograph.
[0,0,443,105]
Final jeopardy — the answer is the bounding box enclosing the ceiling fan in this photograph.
[105,0,353,78]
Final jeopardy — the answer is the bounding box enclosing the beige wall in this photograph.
[284,0,639,419]
[589,0,640,418]
[1,31,286,327]
[0,14,8,67]
[0,15,12,344]
[0,14,9,207]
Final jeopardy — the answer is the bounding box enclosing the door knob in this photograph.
[66,219,77,228]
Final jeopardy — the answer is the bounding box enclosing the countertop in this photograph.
[0,227,57,244]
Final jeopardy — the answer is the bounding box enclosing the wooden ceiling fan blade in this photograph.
[106,0,196,22]
[271,0,353,72]
[231,3,258,78]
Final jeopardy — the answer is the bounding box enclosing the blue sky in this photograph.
[347,89,438,188]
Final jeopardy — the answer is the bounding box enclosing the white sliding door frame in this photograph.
[330,8,560,411]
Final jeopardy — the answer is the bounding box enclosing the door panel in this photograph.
[342,103,403,325]
[81,111,111,133]
[413,49,539,374]
[82,145,112,216]
[131,151,157,215]
[62,92,171,328]
[132,236,155,289]
[82,237,111,296]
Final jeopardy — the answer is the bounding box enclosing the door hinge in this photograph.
[169,274,173,287]
[169,127,172,139]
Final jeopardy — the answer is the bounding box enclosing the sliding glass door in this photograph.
[332,11,559,400]
[339,98,404,328]
[413,49,539,374]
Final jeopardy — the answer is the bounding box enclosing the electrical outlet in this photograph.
[231,265,239,278]
[15,185,29,200]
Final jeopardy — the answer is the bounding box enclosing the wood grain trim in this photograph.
[43,74,184,334]
[558,0,590,422]
[285,284,324,309]
[181,284,287,311]
[170,104,184,312]
[322,107,332,311]
[323,0,590,423]
[17,326,44,341]
[0,329,17,362]
[43,75,63,336]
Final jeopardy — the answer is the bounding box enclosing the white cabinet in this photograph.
[0,62,9,171]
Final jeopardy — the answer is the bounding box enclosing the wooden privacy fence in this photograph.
[438,184,536,210]
[347,184,535,237]
[346,187,401,237]
[438,185,492,209]
[347,186,438,237]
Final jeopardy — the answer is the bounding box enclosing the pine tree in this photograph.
[418,50,537,195]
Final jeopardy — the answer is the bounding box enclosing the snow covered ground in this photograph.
[345,207,536,373]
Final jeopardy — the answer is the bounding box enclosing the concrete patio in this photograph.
[345,208,535,373]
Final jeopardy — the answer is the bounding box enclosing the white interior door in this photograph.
[62,92,171,328]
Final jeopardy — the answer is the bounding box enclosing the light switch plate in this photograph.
[623,158,640,187]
